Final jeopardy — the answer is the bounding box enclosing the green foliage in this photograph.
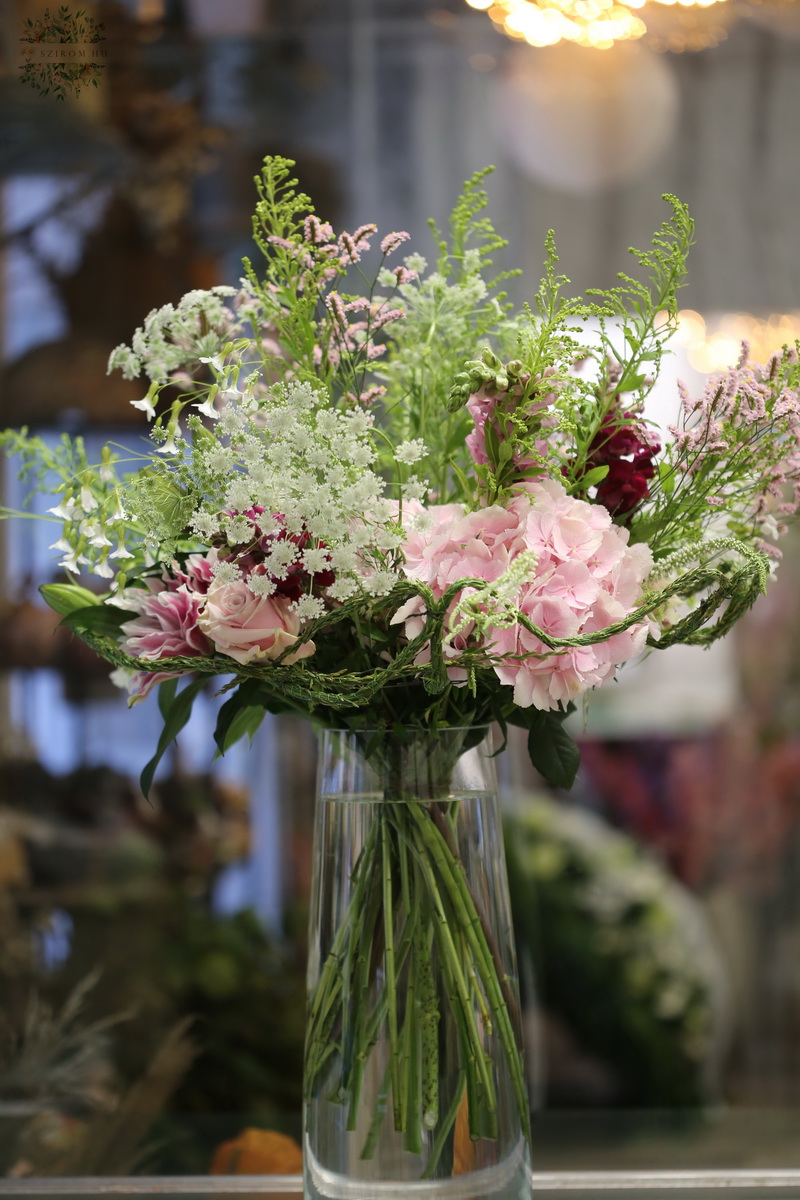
[377,168,523,502]
[588,194,694,397]
[122,467,196,559]
[506,800,717,1106]
[40,583,101,617]
[140,679,207,799]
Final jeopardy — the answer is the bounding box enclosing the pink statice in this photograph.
[393,478,651,710]
[668,349,800,547]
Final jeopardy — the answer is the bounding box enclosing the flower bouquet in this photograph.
[4,158,800,1197]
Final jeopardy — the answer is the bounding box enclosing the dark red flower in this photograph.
[595,456,656,516]
[217,510,335,601]
[585,409,660,518]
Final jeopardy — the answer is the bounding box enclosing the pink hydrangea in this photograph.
[394,477,652,710]
[199,580,316,666]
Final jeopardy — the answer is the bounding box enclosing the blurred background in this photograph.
[3,0,800,1182]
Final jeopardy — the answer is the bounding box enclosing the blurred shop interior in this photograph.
[4,0,800,1181]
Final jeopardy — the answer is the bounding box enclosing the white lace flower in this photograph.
[293,595,325,620]
[395,439,428,465]
[248,574,278,597]
[302,547,332,573]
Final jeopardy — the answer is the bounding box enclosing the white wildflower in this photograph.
[48,497,80,521]
[248,574,277,597]
[199,353,226,374]
[79,486,99,512]
[110,492,128,522]
[59,549,90,573]
[157,428,181,455]
[326,577,358,601]
[131,395,156,420]
[293,595,325,620]
[402,476,429,503]
[395,439,428,465]
[194,396,220,420]
[80,520,111,548]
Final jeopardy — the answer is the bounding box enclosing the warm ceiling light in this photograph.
[472,0,733,49]
[673,310,800,374]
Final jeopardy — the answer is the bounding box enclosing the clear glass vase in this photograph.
[304,726,532,1200]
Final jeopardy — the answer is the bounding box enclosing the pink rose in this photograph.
[199,581,315,666]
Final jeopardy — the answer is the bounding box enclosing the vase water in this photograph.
[304,727,532,1200]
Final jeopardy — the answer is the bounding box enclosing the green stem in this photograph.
[421,1069,466,1181]
[409,818,497,1127]
[409,803,529,1141]
[360,1064,392,1162]
[381,815,402,1130]
[415,918,439,1132]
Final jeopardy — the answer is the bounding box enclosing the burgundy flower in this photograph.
[595,455,656,516]
[218,511,335,601]
[585,409,660,518]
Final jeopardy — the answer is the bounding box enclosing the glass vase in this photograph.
[304,726,532,1200]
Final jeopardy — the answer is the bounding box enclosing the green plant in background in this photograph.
[506,800,724,1107]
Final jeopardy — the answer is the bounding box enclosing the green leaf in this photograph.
[40,582,100,617]
[525,710,581,789]
[62,604,130,637]
[483,417,501,466]
[658,460,676,497]
[158,677,179,720]
[218,705,266,755]
[141,677,205,798]
[575,464,609,491]
[213,680,266,755]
